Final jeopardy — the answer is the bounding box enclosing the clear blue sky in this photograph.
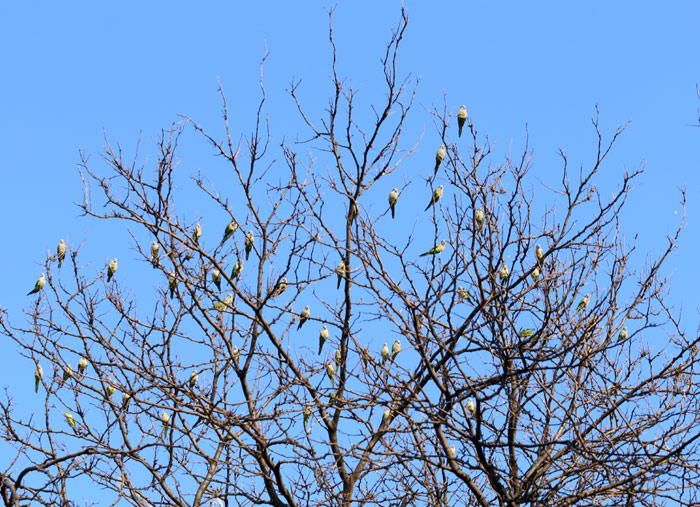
[1,0,698,497]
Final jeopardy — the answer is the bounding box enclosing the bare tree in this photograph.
[2,7,700,507]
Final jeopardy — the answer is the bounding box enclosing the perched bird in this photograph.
[325,361,336,388]
[475,208,484,230]
[105,384,116,398]
[211,268,222,291]
[303,406,312,430]
[122,392,131,411]
[457,287,470,303]
[334,348,342,365]
[78,357,88,374]
[189,370,198,388]
[168,271,177,299]
[223,294,234,308]
[518,329,535,338]
[448,444,457,458]
[57,239,67,268]
[425,185,444,211]
[107,258,118,282]
[414,313,425,333]
[531,267,540,283]
[391,339,401,361]
[467,399,476,418]
[230,259,243,279]
[361,346,371,368]
[535,244,544,264]
[65,412,77,433]
[151,241,160,267]
[271,278,287,297]
[388,188,399,219]
[381,343,390,364]
[381,407,391,425]
[161,411,170,437]
[27,273,46,295]
[348,201,359,224]
[434,145,445,175]
[457,105,468,137]
[220,219,238,246]
[62,365,73,385]
[420,239,447,257]
[192,223,202,246]
[245,231,254,260]
[336,261,346,289]
[576,294,590,315]
[319,326,329,355]
[297,305,310,330]
[618,326,628,342]
[232,346,240,366]
[498,264,509,284]
[34,364,43,393]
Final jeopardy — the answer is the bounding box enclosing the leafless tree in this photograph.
[2,7,700,507]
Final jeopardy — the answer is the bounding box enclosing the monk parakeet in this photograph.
[348,201,359,224]
[107,258,118,282]
[189,370,198,388]
[303,406,312,430]
[518,329,534,338]
[475,208,484,230]
[161,411,171,437]
[211,268,221,290]
[231,259,243,279]
[213,294,233,311]
[420,239,446,257]
[78,357,88,374]
[151,241,160,267]
[244,231,254,260]
[391,339,401,361]
[535,244,544,264]
[388,188,399,219]
[34,364,43,393]
[457,287,470,303]
[122,392,131,411]
[62,365,73,385]
[467,398,476,418]
[297,305,310,330]
[325,361,335,388]
[168,271,177,299]
[618,326,628,341]
[362,346,371,368]
[414,313,424,333]
[531,267,540,283]
[319,326,329,355]
[192,223,202,246]
[221,219,238,246]
[576,294,590,315]
[105,384,116,398]
[232,346,240,366]
[499,264,509,284]
[381,407,391,425]
[65,412,77,433]
[448,444,457,458]
[57,239,67,268]
[27,273,45,295]
[271,277,287,297]
[425,185,444,211]
[457,105,467,137]
[434,145,445,175]
[381,343,390,364]
[336,261,346,289]
[334,348,341,365]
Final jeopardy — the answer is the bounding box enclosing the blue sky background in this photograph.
[1,0,699,497]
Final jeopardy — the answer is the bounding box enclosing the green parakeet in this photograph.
[391,339,401,361]
[475,208,484,230]
[122,392,131,411]
[576,294,590,315]
[334,348,341,365]
[457,105,467,137]
[223,294,233,308]
[271,277,287,297]
[78,357,88,374]
[151,241,160,267]
[232,346,240,366]
[531,267,540,283]
[499,264,509,284]
[388,188,399,219]
[362,346,371,368]
[518,329,534,338]
[211,268,221,290]
[434,145,445,175]
[448,444,457,458]
[34,364,43,393]
[189,370,198,388]
[245,231,254,260]
[231,259,243,279]
[336,261,346,289]
[168,271,177,299]
[319,326,329,355]
[618,326,628,341]
[303,406,312,431]
[467,398,476,418]
[348,201,359,224]
[107,258,118,282]
[381,407,391,425]
[220,219,238,246]
[325,361,335,388]
[27,273,45,295]
[65,412,77,433]
[425,185,444,211]
[105,384,116,398]
[535,244,544,264]
[161,411,170,437]
[381,343,390,364]
[57,239,67,268]
[192,223,202,246]
[457,286,470,303]
[62,365,73,384]
[420,239,446,257]
[298,305,310,330]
